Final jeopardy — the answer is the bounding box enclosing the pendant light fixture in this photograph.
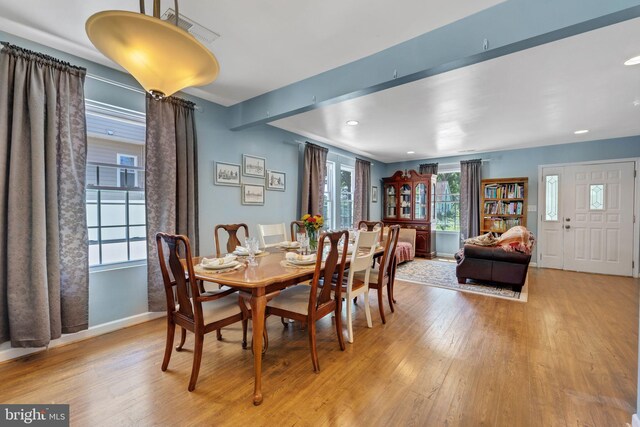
[86,0,219,100]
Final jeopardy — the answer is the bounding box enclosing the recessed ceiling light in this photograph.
[624,55,640,66]
[346,120,359,126]
[407,151,415,154]
[574,129,589,135]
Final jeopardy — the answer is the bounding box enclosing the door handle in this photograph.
[565,218,571,222]
[565,225,571,229]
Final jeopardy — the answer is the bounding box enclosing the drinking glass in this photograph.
[296,232,306,254]
[246,237,259,266]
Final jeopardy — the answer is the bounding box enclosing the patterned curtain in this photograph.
[353,158,371,226]
[0,43,89,347]
[146,95,199,312]
[419,163,438,175]
[460,159,482,242]
[300,142,328,216]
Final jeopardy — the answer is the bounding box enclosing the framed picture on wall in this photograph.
[243,154,266,178]
[214,162,241,186]
[242,184,265,205]
[372,186,378,203]
[266,170,286,191]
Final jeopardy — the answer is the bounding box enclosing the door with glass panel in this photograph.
[541,162,635,276]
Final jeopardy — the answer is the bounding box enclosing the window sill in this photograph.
[435,230,460,235]
[90,259,147,273]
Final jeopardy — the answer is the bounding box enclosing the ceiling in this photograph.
[0,0,504,106]
[2,1,638,164]
[271,17,640,163]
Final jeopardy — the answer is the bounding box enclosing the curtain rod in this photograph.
[288,139,371,163]
[86,73,202,112]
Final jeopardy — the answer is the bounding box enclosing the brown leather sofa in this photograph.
[454,244,531,292]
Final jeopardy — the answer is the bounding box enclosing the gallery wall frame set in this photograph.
[215,154,286,205]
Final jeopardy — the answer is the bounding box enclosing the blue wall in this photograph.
[386,136,640,257]
[0,30,382,326]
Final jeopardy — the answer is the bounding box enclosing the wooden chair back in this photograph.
[374,225,400,288]
[156,233,200,323]
[309,230,349,317]
[257,223,287,248]
[214,223,249,257]
[290,220,306,241]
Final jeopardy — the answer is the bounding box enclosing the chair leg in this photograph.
[242,319,248,349]
[216,329,223,341]
[364,291,372,328]
[335,300,345,351]
[346,300,354,344]
[188,333,204,392]
[280,317,288,327]
[176,327,187,351]
[161,319,175,371]
[387,283,395,313]
[377,289,386,324]
[308,321,320,372]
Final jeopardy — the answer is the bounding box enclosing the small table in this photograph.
[189,246,383,405]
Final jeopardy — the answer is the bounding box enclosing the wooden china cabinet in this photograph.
[382,170,436,258]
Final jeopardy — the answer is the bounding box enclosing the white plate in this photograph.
[278,242,300,248]
[233,250,263,256]
[287,258,316,266]
[201,260,240,270]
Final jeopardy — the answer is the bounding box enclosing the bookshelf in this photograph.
[480,177,528,234]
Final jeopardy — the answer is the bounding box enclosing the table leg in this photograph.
[250,291,267,405]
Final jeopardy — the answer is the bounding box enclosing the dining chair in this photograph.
[290,220,306,241]
[354,225,400,324]
[358,220,384,242]
[339,229,379,343]
[257,222,287,248]
[215,223,249,257]
[156,232,248,392]
[266,230,349,372]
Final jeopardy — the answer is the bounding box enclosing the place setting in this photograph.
[195,254,245,275]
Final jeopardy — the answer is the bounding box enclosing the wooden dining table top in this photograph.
[189,246,384,290]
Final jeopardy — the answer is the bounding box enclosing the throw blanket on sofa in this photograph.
[496,226,535,254]
[459,226,535,257]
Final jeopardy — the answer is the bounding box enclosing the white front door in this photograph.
[540,161,635,276]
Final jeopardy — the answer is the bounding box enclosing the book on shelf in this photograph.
[483,200,523,215]
[483,183,525,199]
[485,217,522,233]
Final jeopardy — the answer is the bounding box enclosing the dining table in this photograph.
[188,244,384,405]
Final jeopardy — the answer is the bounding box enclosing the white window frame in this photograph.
[339,165,355,229]
[116,153,139,188]
[435,168,461,232]
[323,161,335,230]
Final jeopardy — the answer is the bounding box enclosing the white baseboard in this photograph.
[0,311,164,364]
[530,262,538,267]
[632,413,640,427]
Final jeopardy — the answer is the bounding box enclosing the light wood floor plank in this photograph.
[0,267,637,426]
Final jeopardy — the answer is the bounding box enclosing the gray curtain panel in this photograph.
[353,158,371,226]
[300,142,328,216]
[0,43,89,347]
[145,95,199,312]
[419,163,438,175]
[459,159,482,242]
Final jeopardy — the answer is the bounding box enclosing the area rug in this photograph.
[395,259,528,302]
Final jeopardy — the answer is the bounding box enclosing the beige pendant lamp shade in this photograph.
[86,2,219,99]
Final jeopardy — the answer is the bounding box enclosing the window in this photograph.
[545,175,559,221]
[117,153,138,188]
[339,165,355,229]
[435,172,460,231]
[86,102,146,266]
[590,184,604,210]
[323,162,335,229]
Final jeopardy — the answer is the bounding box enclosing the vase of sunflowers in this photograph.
[301,214,324,251]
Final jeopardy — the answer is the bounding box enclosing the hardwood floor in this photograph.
[0,267,637,426]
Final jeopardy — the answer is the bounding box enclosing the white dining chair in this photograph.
[341,229,379,343]
[257,223,287,248]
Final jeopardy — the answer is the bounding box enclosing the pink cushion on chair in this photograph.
[395,242,414,264]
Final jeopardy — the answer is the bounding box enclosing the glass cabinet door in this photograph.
[431,180,437,222]
[384,185,397,218]
[414,183,427,219]
[400,184,412,219]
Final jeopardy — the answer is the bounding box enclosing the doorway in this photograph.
[538,160,637,276]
